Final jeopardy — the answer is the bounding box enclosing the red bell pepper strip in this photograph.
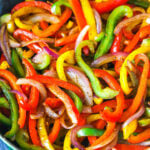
[13,29,43,53]
[48,84,80,124]
[0,54,6,63]
[88,136,97,145]
[120,54,149,122]
[115,144,147,150]
[28,75,84,99]
[11,1,51,13]
[137,66,150,78]
[32,8,72,38]
[91,122,116,146]
[94,69,125,122]
[0,69,26,128]
[90,0,128,14]
[45,97,63,109]
[92,99,132,113]
[40,21,48,30]
[110,30,123,53]
[124,25,150,52]
[48,119,60,144]
[115,60,123,74]
[68,0,87,30]
[123,27,134,39]
[58,42,75,54]
[55,33,79,47]
[78,114,86,126]
[128,128,150,144]
[29,116,41,146]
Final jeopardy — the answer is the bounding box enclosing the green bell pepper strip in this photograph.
[11,49,25,78]
[145,107,150,117]
[51,0,71,16]
[67,90,83,113]
[128,0,150,9]
[94,32,105,42]
[138,118,150,127]
[0,97,9,109]
[94,5,133,59]
[33,53,51,71]
[0,80,19,138]
[16,129,45,150]
[75,40,119,99]
[77,128,105,137]
[0,13,11,26]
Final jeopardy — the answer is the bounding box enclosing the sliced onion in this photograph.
[30,105,44,119]
[114,14,150,35]
[60,113,76,129]
[43,46,59,59]
[32,51,47,64]
[43,68,57,78]
[22,38,54,47]
[44,103,65,119]
[91,52,128,68]
[86,126,120,150]
[139,141,150,146]
[93,9,102,34]
[71,125,92,150]
[26,13,60,24]
[122,105,145,128]
[75,25,90,49]
[0,24,11,65]
[82,106,92,114]
[16,79,47,100]
[66,67,93,106]
[9,39,21,48]
[69,26,79,35]
[10,90,28,102]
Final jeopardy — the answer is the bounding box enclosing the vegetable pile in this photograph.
[0,0,150,149]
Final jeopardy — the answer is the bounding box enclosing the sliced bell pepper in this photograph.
[45,98,63,109]
[40,21,48,30]
[115,144,147,150]
[94,69,125,122]
[11,1,52,13]
[58,42,75,54]
[32,8,72,38]
[128,0,150,9]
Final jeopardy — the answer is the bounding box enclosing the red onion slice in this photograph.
[43,46,59,59]
[122,105,145,128]
[9,39,21,48]
[75,25,90,49]
[93,9,102,34]
[16,79,47,101]
[66,67,93,106]
[114,14,150,35]
[91,52,128,68]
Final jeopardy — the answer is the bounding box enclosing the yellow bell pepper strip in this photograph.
[32,8,72,38]
[93,97,103,105]
[12,7,47,18]
[56,50,75,81]
[120,54,149,122]
[7,20,16,33]
[63,130,79,150]
[123,120,138,139]
[38,117,54,150]
[23,49,34,59]
[47,84,80,124]
[75,40,119,99]
[14,18,32,30]
[120,41,150,95]
[87,114,102,124]
[0,61,10,69]
[94,5,133,59]
[80,0,97,40]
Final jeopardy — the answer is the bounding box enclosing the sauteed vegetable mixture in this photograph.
[0,0,150,149]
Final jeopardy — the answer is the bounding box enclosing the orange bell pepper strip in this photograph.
[115,144,147,150]
[91,122,116,146]
[11,1,52,13]
[124,25,150,52]
[48,119,61,144]
[120,54,149,122]
[123,27,134,39]
[55,33,79,47]
[28,75,84,99]
[94,119,107,130]
[32,8,72,38]
[128,128,150,144]
[92,99,132,113]
[45,97,63,109]
[88,136,97,145]
[40,21,48,30]
[94,69,125,122]
[48,84,80,124]
[0,69,26,128]
[58,42,75,54]
[68,0,87,30]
